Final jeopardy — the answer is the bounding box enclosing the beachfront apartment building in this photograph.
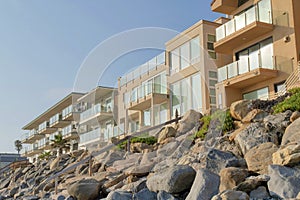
[77,86,118,151]
[212,0,300,108]
[117,19,231,133]
[21,93,84,162]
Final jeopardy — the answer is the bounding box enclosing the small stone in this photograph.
[290,111,300,122]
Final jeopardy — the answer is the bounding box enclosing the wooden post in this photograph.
[88,156,93,176]
[55,177,58,194]
[175,109,179,124]
[127,138,130,153]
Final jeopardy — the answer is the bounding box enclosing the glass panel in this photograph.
[249,44,260,70]
[171,82,181,117]
[225,20,235,36]
[180,42,190,69]
[258,0,272,23]
[106,122,113,139]
[171,48,180,74]
[144,109,151,126]
[149,57,157,70]
[159,104,168,124]
[181,78,191,114]
[80,128,100,144]
[209,80,218,87]
[216,25,226,41]
[154,106,160,126]
[208,51,217,59]
[243,87,269,100]
[131,87,138,103]
[227,62,239,78]
[154,75,162,93]
[218,66,227,82]
[192,73,202,112]
[235,13,246,31]
[191,37,200,63]
[208,34,216,42]
[260,38,274,69]
[156,52,165,65]
[207,42,214,51]
[245,6,257,25]
[237,49,249,74]
[209,71,217,79]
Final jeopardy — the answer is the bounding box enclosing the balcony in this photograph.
[49,113,70,128]
[49,131,61,145]
[215,0,273,54]
[38,121,57,134]
[79,128,101,146]
[62,105,78,121]
[120,52,165,86]
[22,144,42,157]
[211,0,238,15]
[62,125,78,140]
[218,54,279,88]
[79,104,113,124]
[38,137,51,150]
[128,83,168,110]
[21,129,44,144]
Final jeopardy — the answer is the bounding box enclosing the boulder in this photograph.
[212,190,249,200]
[124,163,154,177]
[112,153,141,172]
[157,126,177,143]
[282,117,300,145]
[185,169,220,200]
[272,144,300,166]
[219,167,248,192]
[130,142,153,153]
[67,178,101,200]
[106,190,132,200]
[234,122,278,155]
[157,141,179,158]
[177,110,202,135]
[157,190,177,200]
[230,100,252,121]
[234,175,270,193]
[245,142,278,174]
[249,186,270,199]
[140,151,157,165]
[268,165,300,199]
[134,188,157,200]
[290,111,300,122]
[200,149,245,174]
[242,109,268,123]
[146,165,196,194]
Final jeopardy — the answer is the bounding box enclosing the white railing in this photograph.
[38,121,48,132]
[62,105,73,119]
[216,0,272,41]
[49,113,60,126]
[120,52,165,86]
[79,128,101,144]
[80,104,112,122]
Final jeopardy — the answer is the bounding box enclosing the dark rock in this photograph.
[157,190,177,200]
[133,188,157,200]
[67,178,101,200]
[106,190,132,200]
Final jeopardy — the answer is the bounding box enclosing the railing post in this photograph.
[175,109,179,124]
[55,177,58,194]
[88,155,93,176]
[127,138,130,153]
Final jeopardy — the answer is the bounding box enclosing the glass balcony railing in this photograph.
[22,129,38,141]
[62,105,73,119]
[216,0,272,41]
[120,52,165,86]
[79,128,101,144]
[129,83,167,104]
[113,124,125,137]
[38,137,49,147]
[49,131,60,142]
[80,103,112,122]
[38,122,48,132]
[49,113,60,126]
[218,53,275,82]
[62,125,75,136]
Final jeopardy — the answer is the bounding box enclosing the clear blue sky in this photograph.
[0,0,221,153]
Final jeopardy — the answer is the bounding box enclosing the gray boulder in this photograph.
[67,178,101,200]
[212,190,249,200]
[185,168,220,200]
[282,117,300,145]
[234,122,278,155]
[133,188,157,200]
[200,149,245,174]
[106,190,132,200]
[147,165,196,194]
[230,100,252,121]
[157,126,176,143]
[249,186,270,199]
[157,191,177,200]
[268,165,300,199]
[177,110,202,135]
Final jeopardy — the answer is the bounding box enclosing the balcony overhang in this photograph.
[38,127,57,135]
[22,134,44,144]
[25,149,43,157]
[50,120,71,128]
[63,132,79,140]
[211,0,238,15]
[215,21,274,54]
[222,68,278,88]
[39,143,51,150]
[128,93,169,111]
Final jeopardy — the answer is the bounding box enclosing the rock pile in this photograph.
[1,103,300,200]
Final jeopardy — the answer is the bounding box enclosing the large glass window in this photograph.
[144,109,151,126]
[243,87,269,100]
[180,42,190,69]
[171,48,180,73]
[191,37,200,63]
[171,82,181,117]
[192,73,202,111]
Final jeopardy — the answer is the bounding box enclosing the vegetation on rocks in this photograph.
[273,87,300,113]
[38,151,51,160]
[117,136,157,149]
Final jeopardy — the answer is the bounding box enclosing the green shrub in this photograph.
[273,90,300,113]
[195,115,211,139]
[38,151,51,160]
[117,136,157,150]
[194,110,234,139]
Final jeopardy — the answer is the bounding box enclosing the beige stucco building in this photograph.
[212,0,300,108]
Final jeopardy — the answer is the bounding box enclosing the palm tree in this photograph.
[14,140,22,154]
[51,133,69,156]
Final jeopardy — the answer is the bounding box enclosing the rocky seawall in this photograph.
[1,98,300,200]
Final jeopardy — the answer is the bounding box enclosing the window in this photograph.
[180,42,190,69]
[243,87,269,100]
[210,88,216,96]
[144,109,151,126]
[207,34,217,59]
[171,48,180,73]
[191,37,200,64]
[275,82,286,93]
[209,80,218,87]
[209,71,217,79]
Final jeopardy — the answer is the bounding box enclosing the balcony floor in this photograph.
[215,21,274,54]
[50,120,71,128]
[221,68,278,88]
[22,134,44,144]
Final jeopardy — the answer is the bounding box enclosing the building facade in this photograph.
[21,93,84,162]
[212,0,300,108]
[77,86,118,151]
